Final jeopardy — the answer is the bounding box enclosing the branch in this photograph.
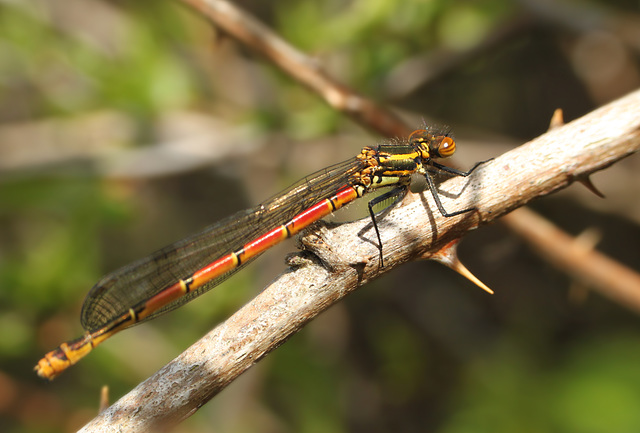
[503,207,640,313]
[80,88,640,431]
[179,0,410,138]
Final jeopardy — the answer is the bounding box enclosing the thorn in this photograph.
[546,110,604,199]
[548,108,565,130]
[99,385,109,413]
[574,227,601,252]
[429,240,494,294]
[566,228,600,305]
[578,176,605,198]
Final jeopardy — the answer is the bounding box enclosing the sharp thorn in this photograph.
[99,385,110,413]
[548,108,565,130]
[430,240,494,295]
[574,227,601,252]
[578,176,605,198]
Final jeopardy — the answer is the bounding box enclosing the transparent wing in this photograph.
[81,157,365,330]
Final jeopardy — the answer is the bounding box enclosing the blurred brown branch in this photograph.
[180,0,409,138]
[519,0,640,53]
[80,82,640,431]
[504,207,640,314]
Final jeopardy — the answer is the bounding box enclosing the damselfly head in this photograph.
[408,129,457,159]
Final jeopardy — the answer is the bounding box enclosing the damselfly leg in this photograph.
[424,159,492,218]
[366,157,492,266]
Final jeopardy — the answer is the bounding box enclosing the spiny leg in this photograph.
[367,187,406,267]
[430,158,492,177]
[364,159,491,264]
[424,159,492,217]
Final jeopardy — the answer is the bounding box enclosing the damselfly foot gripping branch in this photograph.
[36,128,487,379]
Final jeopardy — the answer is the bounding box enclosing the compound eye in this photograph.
[437,137,456,157]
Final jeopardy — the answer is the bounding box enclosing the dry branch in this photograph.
[80,87,640,431]
[503,207,640,313]
[179,0,409,138]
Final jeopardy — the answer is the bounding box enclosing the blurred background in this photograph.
[1,0,640,432]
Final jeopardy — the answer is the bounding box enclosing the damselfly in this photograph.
[35,128,486,379]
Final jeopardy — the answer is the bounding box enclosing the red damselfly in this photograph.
[35,128,486,379]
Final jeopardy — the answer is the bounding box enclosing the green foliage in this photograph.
[440,334,640,433]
